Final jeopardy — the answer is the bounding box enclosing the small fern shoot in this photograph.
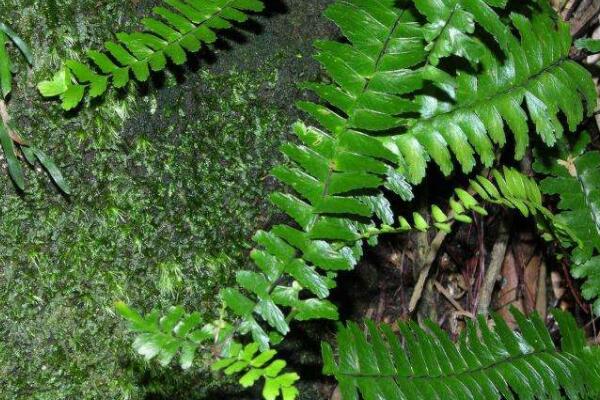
[38,0,265,110]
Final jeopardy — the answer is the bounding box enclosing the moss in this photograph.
[0,0,336,398]
[0,65,292,399]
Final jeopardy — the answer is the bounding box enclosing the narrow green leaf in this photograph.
[0,122,24,190]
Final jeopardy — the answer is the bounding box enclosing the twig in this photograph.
[569,0,600,37]
[408,222,452,313]
[476,218,510,315]
[564,0,583,21]
[434,280,474,318]
[535,259,548,319]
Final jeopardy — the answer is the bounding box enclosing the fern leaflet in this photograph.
[301,1,595,184]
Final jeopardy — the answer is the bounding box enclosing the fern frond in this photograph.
[118,162,575,363]
[38,0,264,110]
[220,134,572,349]
[534,133,600,314]
[236,3,586,341]
[361,166,574,245]
[300,0,510,184]
[322,308,600,400]
[116,302,221,368]
[212,342,300,400]
[116,302,299,400]
[302,1,595,184]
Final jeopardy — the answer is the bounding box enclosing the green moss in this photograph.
[0,0,336,398]
[0,65,291,399]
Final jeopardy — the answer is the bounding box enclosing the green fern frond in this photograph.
[116,302,222,369]
[575,37,600,53]
[212,342,300,400]
[361,166,574,244]
[322,308,600,400]
[116,302,299,400]
[300,0,510,184]
[37,0,264,110]
[302,1,595,184]
[254,2,584,341]
[220,141,572,348]
[534,133,600,314]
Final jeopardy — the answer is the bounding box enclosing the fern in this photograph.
[37,0,265,110]
[300,0,596,184]
[534,133,600,314]
[222,150,573,350]
[121,0,580,362]
[575,38,600,53]
[116,302,300,400]
[223,1,590,343]
[0,23,69,192]
[322,308,600,400]
[212,342,300,400]
[116,302,219,369]
[118,0,598,397]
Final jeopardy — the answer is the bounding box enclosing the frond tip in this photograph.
[322,308,600,400]
[38,0,264,110]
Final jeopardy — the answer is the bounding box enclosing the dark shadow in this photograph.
[262,0,289,17]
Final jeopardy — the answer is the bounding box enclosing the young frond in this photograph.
[116,302,219,369]
[322,309,600,400]
[213,342,300,400]
[38,0,264,110]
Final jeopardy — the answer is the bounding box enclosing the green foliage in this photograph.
[391,166,574,240]
[116,302,215,369]
[322,308,600,400]
[220,0,591,346]
[103,0,600,398]
[212,342,300,400]
[213,155,573,355]
[0,22,33,97]
[117,303,301,400]
[534,133,600,314]
[119,1,598,397]
[301,0,595,185]
[575,38,600,53]
[38,0,265,110]
[469,167,576,244]
[0,22,68,192]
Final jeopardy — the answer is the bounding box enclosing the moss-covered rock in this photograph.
[0,0,335,398]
